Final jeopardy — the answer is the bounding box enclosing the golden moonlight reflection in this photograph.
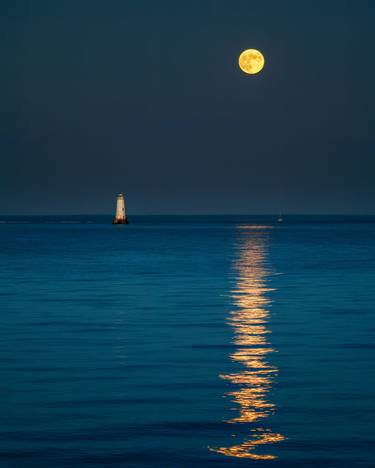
[210,226,284,459]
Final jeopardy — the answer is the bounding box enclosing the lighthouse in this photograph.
[112,193,129,224]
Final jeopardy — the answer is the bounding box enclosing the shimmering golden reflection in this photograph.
[211,228,284,460]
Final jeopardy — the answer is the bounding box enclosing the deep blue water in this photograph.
[0,215,374,467]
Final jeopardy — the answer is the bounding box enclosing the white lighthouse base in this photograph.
[112,217,129,225]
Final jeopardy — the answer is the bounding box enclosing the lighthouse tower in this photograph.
[112,193,129,224]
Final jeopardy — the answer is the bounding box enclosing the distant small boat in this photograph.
[277,213,283,223]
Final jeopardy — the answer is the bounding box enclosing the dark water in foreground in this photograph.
[0,216,374,467]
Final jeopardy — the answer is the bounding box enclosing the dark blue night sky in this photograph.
[1,0,374,214]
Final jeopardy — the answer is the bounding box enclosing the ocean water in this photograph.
[0,215,374,467]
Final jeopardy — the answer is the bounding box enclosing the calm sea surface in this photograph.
[0,215,374,467]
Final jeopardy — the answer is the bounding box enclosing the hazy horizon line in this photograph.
[1,213,375,217]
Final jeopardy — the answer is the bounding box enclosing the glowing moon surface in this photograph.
[238,49,265,75]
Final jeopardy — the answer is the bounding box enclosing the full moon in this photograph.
[238,49,265,74]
